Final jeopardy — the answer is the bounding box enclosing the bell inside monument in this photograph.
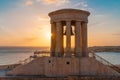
[64,26,74,35]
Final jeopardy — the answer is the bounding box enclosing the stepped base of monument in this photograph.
[7,57,120,77]
[0,75,120,80]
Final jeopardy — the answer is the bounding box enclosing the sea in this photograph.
[0,47,120,65]
[0,47,49,65]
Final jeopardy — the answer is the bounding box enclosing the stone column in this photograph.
[65,21,71,57]
[50,22,56,57]
[55,22,63,57]
[75,21,82,57]
[81,22,88,57]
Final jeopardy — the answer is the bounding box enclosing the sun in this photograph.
[46,32,51,39]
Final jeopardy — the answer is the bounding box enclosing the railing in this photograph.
[18,51,50,65]
[19,57,33,65]
[34,51,50,57]
[34,51,77,57]
[94,53,120,73]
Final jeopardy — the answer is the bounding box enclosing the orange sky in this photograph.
[0,0,120,47]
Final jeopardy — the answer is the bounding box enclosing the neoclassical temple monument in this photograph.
[50,9,89,57]
[7,9,120,79]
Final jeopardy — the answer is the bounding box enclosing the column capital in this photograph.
[66,21,71,25]
[82,21,88,24]
[50,20,62,24]
[56,21,62,28]
[66,20,71,22]
[56,21,61,23]
[76,21,82,24]
[76,21,81,22]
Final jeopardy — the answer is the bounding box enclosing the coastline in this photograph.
[89,46,120,52]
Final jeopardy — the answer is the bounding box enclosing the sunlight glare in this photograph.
[46,32,51,39]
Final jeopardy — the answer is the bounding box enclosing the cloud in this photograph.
[38,17,49,21]
[89,22,104,27]
[88,14,109,27]
[74,1,88,8]
[39,0,70,5]
[24,0,70,7]
[71,0,93,11]
[25,0,33,6]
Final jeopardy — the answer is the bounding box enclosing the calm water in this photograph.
[0,47,49,65]
[96,52,120,65]
[0,47,120,65]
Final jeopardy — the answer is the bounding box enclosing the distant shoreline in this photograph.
[89,46,120,52]
[0,46,120,53]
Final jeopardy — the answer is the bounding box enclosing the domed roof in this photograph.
[48,8,90,16]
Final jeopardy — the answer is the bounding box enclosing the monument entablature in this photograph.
[49,9,90,23]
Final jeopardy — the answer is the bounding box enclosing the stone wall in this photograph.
[7,57,45,76]
[68,76,120,80]
[0,77,66,80]
[0,76,120,80]
[7,57,120,77]
[79,57,119,75]
[44,57,119,77]
[44,57,80,77]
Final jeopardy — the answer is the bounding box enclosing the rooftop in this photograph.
[48,8,90,16]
